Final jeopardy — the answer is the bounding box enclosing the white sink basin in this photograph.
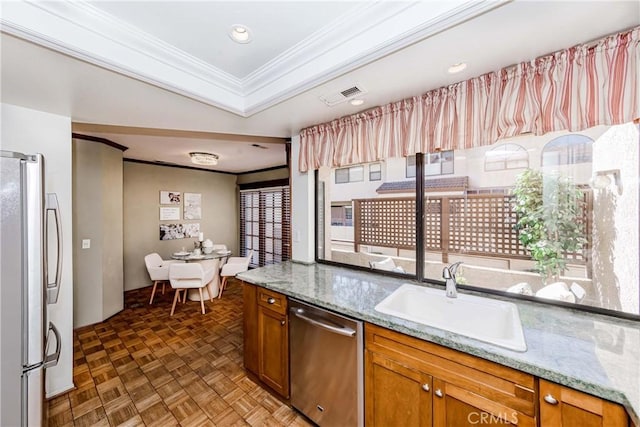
[375,284,527,352]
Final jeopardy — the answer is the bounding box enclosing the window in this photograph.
[485,143,529,171]
[542,134,593,166]
[335,166,364,183]
[407,150,454,177]
[241,191,259,266]
[240,186,291,267]
[331,204,353,226]
[316,124,640,318]
[369,163,382,181]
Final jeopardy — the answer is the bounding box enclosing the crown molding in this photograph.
[1,0,504,117]
[1,0,246,113]
[242,0,505,115]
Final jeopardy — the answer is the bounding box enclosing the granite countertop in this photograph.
[238,261,640,423]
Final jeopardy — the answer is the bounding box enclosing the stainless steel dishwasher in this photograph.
[289,299,364,427]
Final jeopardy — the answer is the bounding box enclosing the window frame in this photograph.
[314,150,640,322]
[541,134,594,167]
[407,150,454,177]
[369,163,382,181]
[484,143,530,171]
[240,185,291,268]
[335,165,365,184]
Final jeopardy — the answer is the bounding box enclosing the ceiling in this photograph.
[1,1,638,173]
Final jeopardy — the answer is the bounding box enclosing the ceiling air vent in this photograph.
[319,84,368,107]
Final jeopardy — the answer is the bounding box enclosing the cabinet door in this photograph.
[432,378,533,427]
[539,380,628,427]
[365,350,432,427]
[242,283,258,375]
[257,305,289,398]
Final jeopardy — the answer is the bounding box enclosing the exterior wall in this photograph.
[330,162,385,201]
[591,123,639,314]
[330,126,609,204]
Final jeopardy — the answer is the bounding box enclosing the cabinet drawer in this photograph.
[257,288,287,315]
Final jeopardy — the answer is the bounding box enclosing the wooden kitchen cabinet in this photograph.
[242,282,289,399]
[242,283,259,374]
[539,379,628,427]
[365,323,537,427]
[365,350,432,427]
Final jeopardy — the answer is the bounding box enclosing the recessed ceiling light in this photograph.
[447,62,467,74]
[230,25,251,44]
[350,99,365,106]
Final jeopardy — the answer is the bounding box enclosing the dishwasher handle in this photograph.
[290,308,356,337]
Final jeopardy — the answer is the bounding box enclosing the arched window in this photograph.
[542,134,593,166]
[484,143,529,171]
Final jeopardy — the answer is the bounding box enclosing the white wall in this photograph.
[291,135,315,263]
[1,103,74,397]
[73,138,124,328]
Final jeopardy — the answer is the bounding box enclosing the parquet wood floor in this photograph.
[47,279,313,427]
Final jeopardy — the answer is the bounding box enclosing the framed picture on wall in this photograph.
[184,192,202,220]
[159,223,200,240]
[159,207,180,221]
[183,223,200,238]
[160,190,181,205]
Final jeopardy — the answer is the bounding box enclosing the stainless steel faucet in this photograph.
[443,262,463,298]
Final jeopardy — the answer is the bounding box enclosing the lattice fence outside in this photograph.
[424,198,442,251]
[354,192,591,263]
[446,195,524,257]
[354,198,416,250]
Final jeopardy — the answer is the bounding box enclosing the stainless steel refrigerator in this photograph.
[1,151,62,426]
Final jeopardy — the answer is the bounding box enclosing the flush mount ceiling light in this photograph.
[350,99,365,106]
[229,25,251,44]
[447,62,467,74]
[189,152,219,166]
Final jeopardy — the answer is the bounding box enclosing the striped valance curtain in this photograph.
[299,27,639,172]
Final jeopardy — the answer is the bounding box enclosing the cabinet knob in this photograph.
[281,320,285,326]
[435,389,443,398]
[267,297,276,304]
[544,394,559,405]
[421,384,430,392]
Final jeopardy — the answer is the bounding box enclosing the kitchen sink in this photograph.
[374,284,527,352]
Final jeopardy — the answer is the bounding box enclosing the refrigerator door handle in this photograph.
[45,193,62,304]
[43,322,61,369]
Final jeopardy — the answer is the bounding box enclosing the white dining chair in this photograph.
[218,249,254,299]
[168,263,215,315]
[144,253,182,304]
[198,258,221,302]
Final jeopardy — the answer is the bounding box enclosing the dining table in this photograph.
[170,250,232,300]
